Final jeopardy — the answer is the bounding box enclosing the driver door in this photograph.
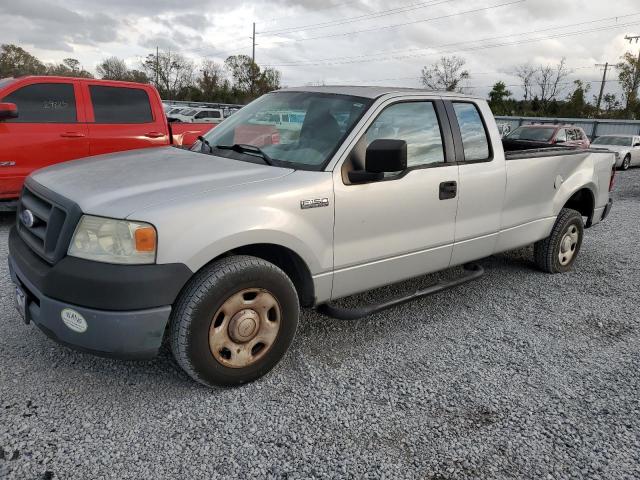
[331,98,459,299]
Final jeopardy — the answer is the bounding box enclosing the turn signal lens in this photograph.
[135,226,157,252]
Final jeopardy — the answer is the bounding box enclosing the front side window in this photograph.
[196,91,372,171]
[365,101,445,168]
[2,83,76,123]
[556,129,567,142]
[452,102,490,161]
[90,86,153,124]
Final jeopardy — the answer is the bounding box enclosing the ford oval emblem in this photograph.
[20,209,35,228]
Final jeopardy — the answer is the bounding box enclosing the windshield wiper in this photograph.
[215,143,273,166]
[197,135,213,153]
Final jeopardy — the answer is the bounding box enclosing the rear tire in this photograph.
[621,154,631,171]
[534,208,584,273]
[170,255,299,387]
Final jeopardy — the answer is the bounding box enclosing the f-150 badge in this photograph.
[300,198,329,209]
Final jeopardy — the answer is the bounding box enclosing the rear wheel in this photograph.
[621,154,631,171]
[170,255,299,387]
[534,208,584,273]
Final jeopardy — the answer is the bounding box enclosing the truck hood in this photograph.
[30,147,294,218]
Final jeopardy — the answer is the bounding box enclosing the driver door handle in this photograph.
[439,181,457,200]
[60,132,85,138]
[145,131,165,138]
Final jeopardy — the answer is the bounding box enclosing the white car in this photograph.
[189,108,224,124]
[591,135,640,170]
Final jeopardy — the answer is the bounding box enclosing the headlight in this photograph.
[68,215,157,264]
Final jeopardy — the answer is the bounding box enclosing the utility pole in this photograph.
[155,46,159,87]
[251,22,256,94]
[252,22,256,65]
[595,62,611,114]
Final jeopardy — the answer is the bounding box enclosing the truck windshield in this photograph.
[592,136,632,147]
[506,126,556,142]
[194,91,372,171]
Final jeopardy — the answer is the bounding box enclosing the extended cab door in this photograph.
[332,98,459,299]
[82,82,168,156]
[445,101,506,266]
[0,78,89,200]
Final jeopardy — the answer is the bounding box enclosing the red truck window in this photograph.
[2,83,76,123]
[89,85,153,124]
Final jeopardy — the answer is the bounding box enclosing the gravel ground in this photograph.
[1,169,639,480]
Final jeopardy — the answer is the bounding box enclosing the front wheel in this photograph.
[534,208,584,273]
[170,255,299,387]
[621,154,631,171]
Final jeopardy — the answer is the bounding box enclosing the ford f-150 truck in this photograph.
[7,86,615,387]
[0,76,215,204]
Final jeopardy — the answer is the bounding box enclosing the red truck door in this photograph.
[82,82,168,156]
[0,79,89,200]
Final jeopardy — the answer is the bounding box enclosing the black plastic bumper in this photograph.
[601,198,613,222]
[8,227,192,311]
[8,226,194,359]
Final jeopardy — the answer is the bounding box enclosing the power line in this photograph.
[264,0,525,44]
[263,17,640,68]
[259,0,456,35]
[262,13,640,67]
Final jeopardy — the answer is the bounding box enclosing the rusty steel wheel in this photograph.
[170,255,299,387]
[208,288,282,368]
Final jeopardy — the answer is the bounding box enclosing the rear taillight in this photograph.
[609,166,616,192]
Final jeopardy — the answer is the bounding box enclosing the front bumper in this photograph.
[8,227,192,359]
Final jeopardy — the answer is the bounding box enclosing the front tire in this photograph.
[170,255,299,387]
[534,208,584,273]
[621,154,631,171]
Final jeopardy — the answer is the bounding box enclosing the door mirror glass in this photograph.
[0,102,18,120]
[366,139,407,173]
[349,139,407,183]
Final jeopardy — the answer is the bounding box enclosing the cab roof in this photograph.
[277,85,482,100]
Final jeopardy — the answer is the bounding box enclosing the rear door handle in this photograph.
[439,181,457,200]
[145,131,165,138]
[60,132,85,138]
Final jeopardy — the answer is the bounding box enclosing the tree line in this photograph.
[2,43,639,119]
[421,54,640,120]
[0,44,282,104]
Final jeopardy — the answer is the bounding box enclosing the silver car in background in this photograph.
[592,135,640,170]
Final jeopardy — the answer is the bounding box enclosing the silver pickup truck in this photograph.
[8,86,615,387]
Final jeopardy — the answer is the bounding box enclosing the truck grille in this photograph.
[16,182,81,264]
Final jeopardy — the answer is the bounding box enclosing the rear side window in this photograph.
[452,102,490,161]
[2,83,76,123]
[89,86,153,123]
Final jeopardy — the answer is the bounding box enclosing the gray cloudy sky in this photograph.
[1,0,640,99]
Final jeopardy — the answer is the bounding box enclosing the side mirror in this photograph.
[349,139,407,183]
[0,102,18,121]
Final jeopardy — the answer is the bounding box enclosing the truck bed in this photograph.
[505,146,597,161]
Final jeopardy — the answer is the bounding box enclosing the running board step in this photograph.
[317,263,484,320]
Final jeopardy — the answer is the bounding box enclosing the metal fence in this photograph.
[495,116,640,139]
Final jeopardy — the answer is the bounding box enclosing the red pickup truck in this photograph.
[0,76,214,204]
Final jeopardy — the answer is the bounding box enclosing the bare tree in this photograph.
[97,57,130,80]
[514,63,536,101]
[535,57,571,104]
[420,56,470,92]
[142,50,195,99]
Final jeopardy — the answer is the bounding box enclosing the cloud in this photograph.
[1,0,638,99]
